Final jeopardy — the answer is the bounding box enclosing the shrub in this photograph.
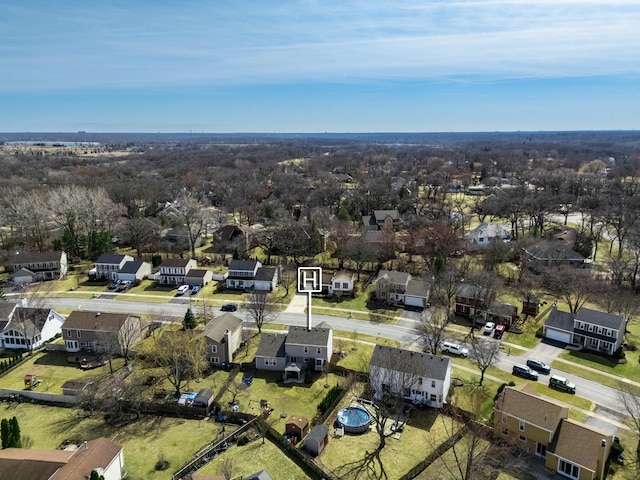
[535,326,544,338]
[317,385,344,415]
[237,436,249,446]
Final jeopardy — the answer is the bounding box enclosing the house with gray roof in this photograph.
[369,345,452,408]
[7,251,67,281]
[226,259,278,291]
[62,311,145,356]
[157,258,197,285]
[543,306,625,354]
[523,241,587,273]
[95,253,134,281]
[255,323,333,382]
[465,222,512,249]
[198,313,243,366]
[375,270,431,309]
[117,260,151,283]
[362,209,401,231]
[0,305,65,352]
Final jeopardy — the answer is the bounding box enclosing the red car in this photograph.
[493,324,506,339]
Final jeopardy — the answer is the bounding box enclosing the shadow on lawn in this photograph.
[568,349,620,368]
[34,351,75,367]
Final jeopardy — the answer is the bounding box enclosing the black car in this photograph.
[526,358,551,374]
[221,303,238,312]
[512,364,539,381]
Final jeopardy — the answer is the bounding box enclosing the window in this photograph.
[519,420,525,432]
[431,380,436,388]
[519,435,526,442]
[502,428,509,436]
[264,358,277,366]
[342,282,348,289]
[558,459,579,479]
[210,357,220,364]
[430,394,436,401]
[317,347,321,354]
[304,346,308,353]
[76,330,81,338]
[211,345,218,353]
[418,378,423,385]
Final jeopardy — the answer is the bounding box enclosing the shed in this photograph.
[304,424,329,456]
[193,388,215,408]
[61,379,93,396]
[285,414,309,442]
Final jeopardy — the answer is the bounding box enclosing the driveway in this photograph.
[528,339,565,363]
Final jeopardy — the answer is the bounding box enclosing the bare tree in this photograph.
[618,388,640,476]
[145,329,208,395]
[544,266,593,313]
[118,217,158,258]
[175,192,209,258]
[244,291,279,333]
[217,457,236,480]
[417,308,450,354]
[469,338,501,386]
[10,283,54,355]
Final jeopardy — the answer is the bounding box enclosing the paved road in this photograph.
[43,296,633,417]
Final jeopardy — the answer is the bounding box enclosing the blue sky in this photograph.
[1,1,639,132]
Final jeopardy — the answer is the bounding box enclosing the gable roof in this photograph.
[305,424,329,443]
[200,313,243,342]
[525,241,585,262]
[228,259,259,271]
[255,333,287,358]
[456,283,493,299]
[549,418,611,473]
[405,279,430,298]
[544,307,575,332]
[496,385,568,433]
[160,258,192,268]
[63,311,131,332]
[376,270,410,286]
[119,260,146,274]
[370,345,451,381]
[286,325,331,347]
[254,267,277,282]
[373,209,400,221]
[95,253,129,264]
[331,270,355,282]
[11,251,64,264]
[52,437,123,480]
[185,268,210,279]
[576,308,625,330]
[11,267,36,278]
[10,308,55,337]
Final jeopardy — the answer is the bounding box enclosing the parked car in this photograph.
[441,341,469,357]
[526,358,551,374]
[549,375,576,394]
[177,285,190,295]
[512,364,539,381]
[221,303,238,312]
[108,280,121,290]
[493,324,506,339]
[483,322,496,335]
[191,286,201,295]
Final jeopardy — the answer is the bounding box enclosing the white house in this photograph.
[328,270,356,297]
[226,259,278,291]
[8,251,68,282]
[369,345,452,408]
[95,254,134,281]
[0,304,65,351]
[157,258,198,285]
[465,222,512,249]
[117,260,152,283]
[375,270,430,309]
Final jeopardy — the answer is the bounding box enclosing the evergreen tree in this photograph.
[183,308,197,330]
[1,418,9,449]
[90,470,105,480]
[9,417,21,448]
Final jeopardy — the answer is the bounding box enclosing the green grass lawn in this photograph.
[0,402,226,480]
[194,436,309,479]
[1,350,126,393]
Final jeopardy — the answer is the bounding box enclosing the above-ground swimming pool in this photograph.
[337,406,372,434]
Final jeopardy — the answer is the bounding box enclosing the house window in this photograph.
[76,330,81,338]
[430,394,436,401]
[264,358,277,366]
[210,357,220,364]
[342,282,348,289]
[502,428,509,436]
[558,459,579,479]
[316,359,323,367]
[317,347,321,354]
[211,345,218,353]
[304,346,308,353]
[431,380,436,388]
[519,435,526,442]
[519,420,525,432]
[418,378,423,385]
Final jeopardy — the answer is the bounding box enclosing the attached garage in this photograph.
[544,326,572,344]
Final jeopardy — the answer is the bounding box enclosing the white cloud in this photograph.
[1,0,639,92]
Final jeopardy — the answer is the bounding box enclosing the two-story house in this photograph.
[7,251,68,282]
[226,259,278,291]
[454,283,496,318]
[362,209,401,231]
[0,305,65,351]
[95,253,134,281]
[199,313,243,366]
[375,270,430,309]
[543,306,625,355]
[494,384,612,480]
[62,311,144,355]
[369,345,452,408]
[157,258,198,285]
[321,270,356,297]
[255,323,333,382]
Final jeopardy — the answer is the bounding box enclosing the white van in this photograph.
[441,341,469,357]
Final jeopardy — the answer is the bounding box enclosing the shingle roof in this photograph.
[496,385,568,433]
[160,258,192,268]
[525,241,585,261]
[53,437,123,480]
[370,345,451,381]
[119,260,145,274]
[544,307,576,332]
[549,419,611,473]
[11,251,64,264]
[0,302,18,320]
[228,259,259,271]
[405,279,430,298]
[373,209,400,221]
[286,325,331,347]
[255,333,287,358]
[254,267,276,282]
[576,308,625,330]
[95,253,128,264]
[63,311,130,332]
[200,313,243,342]
[11,308,53,337]
[185,268,209,279]
[305,424,329,443]
[456,283,492,299]
[376,270,410,286]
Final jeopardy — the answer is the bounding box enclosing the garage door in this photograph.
[405,296,425,308]
[544,327,572,344]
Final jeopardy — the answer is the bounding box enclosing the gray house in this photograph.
[255,323,333,381]
[117,260,152,283]
[95,253,134,281]
[199,313,243,366]
[543,306,626,354]
[226,259,278,291]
